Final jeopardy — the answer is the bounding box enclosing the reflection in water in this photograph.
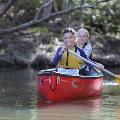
[103,82,118,86]
[0,68,37,107]
[102,95,120,120]
[0,68,120,120]
[36,97,102,120]
[0,107,35,120]
[117,106,120,119]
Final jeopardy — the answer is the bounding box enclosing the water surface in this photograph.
[0,68,120,120]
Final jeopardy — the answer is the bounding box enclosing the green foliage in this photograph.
[29,26,49,34]
[0,0,7,3]
[92,0,120,34]
[0,0,43,25]
[70,0,119,35]
[15,0,41,22]
[86,0,97,3]
[0,0,119,36]
[55,0,62,11]
[72,0,79,4]
[18,0,40,10]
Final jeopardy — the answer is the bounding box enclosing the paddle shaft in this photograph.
[68,49,116,78]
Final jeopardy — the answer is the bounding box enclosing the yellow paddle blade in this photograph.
[116,75,120,85]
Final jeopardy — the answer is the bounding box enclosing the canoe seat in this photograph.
[86,67,103,77]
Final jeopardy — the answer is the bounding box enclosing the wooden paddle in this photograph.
[68,49,120,85]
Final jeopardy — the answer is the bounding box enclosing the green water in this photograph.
[0,68,120,120]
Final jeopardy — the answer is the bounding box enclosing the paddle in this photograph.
[68,49,120,85]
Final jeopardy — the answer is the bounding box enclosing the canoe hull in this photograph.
[37,71,103,102]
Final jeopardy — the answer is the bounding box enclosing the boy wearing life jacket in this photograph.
[53,27,99,76]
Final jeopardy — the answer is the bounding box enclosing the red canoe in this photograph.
[37,69,103,102]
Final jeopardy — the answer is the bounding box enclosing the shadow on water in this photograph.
[0,68,37,108]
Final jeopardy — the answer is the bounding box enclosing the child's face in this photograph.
[77,32,88,45]
[63,32,75,48]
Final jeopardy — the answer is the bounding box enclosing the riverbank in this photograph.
[30,34,120,69]
[0,31,120,69]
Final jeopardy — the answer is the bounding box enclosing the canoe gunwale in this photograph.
[38,70,103,79]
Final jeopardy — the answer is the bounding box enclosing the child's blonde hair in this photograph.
[77,28,90,38]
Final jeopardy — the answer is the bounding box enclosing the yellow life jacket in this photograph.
[59,47,84,69]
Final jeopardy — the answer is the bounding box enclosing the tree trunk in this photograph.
[78,0,85,29]
[41,0,53,18]
[61,0,71,27]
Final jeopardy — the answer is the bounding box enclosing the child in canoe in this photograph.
[77,28,92,58]
[77,28,92,75]
[77,28,103,75]
[53,27,103,76]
